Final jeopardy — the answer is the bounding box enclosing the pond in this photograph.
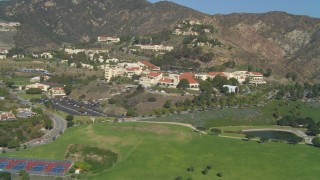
[243,130,302,142]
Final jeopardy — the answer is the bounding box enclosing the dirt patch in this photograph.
[86,125,120,144]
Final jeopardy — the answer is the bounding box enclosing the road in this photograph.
[11,91,67,148]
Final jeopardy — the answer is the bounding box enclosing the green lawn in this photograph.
[17,92,43,100]
[11,76,31,86]
[53,109,115,123]
[3,122,320,180]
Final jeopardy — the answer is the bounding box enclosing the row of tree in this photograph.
[277,116,320,135]
[275,82,320,100]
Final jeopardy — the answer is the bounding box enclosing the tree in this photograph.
[7,140,20,149]
[223,61,236,68]
[67,121,75,128]
[244,77,250,84]
[26,88,42,94]
[245,134,255,141]
[126,108,137,117]
[64,85,72,95]
[164,100,172,109]
[0,172,11,180]
[131,74,141,81]
[19,170,29,180]
[66,115,74,121]
[312,137,320,148]
[202,169,208,175]
[177,79,190,90]
[136,84,144,92]
[228,78,239,86]
[247,65,254,72]
[259,137,269,144]
[288,136,303,145]
[199,52,214,63]
[147,97,156,102]
[264,68,272,77]
[4,80,14,88]
[210,128,222,135]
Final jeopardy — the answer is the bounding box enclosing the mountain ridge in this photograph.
[0,0,320,81]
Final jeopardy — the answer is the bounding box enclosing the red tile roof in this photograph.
[139,60,160,70]
[250,72,263,76]
[159,78,174,83]
[52,87,64,91]
[147,72,162,77]
[126,67,140,71]
[179,72,198,84]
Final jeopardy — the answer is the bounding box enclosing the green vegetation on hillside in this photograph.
[0,108,52,149]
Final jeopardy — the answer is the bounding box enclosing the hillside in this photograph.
[0,0,320,81]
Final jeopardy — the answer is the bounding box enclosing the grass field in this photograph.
[17,92,43,100]
[3,122,320,180]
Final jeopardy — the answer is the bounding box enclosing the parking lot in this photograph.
[39,97,109,117]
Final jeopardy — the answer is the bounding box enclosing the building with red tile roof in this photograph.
[139,72,163,87]
[207,72,228,78]
[179,72,199,89]
[138,61,161,71]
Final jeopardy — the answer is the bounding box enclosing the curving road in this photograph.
[12,91,67,148]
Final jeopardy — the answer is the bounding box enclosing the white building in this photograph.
[30,76,50,83]
[105,58,119,63]
[41,52,53,59]
[139,72,163,87]
[97,36,120,43]
[223,85,239,93]
[0,22,20,27]
[125,67,142,78]
[134,45,174,52]
[104,66,125,82]
[158,75,180,88]
[64,48,85,54]
[0,55,6,60]
[246,72,266,85]
[49,87,66,98]
[25,82,63,92]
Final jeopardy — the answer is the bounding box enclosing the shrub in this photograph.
[175,176,183,180]
[217,172,223,177]
[206,164,212,170]
[210,128,222,135]
[0,172,11,180]
[187,166,194,172]
[108,99,117,104]
[26,88,42,94]
[312,137,320,147]
[147,97,156,102]
[74,161,92,172]
[66,115,74,121]
[202,169,208,175]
